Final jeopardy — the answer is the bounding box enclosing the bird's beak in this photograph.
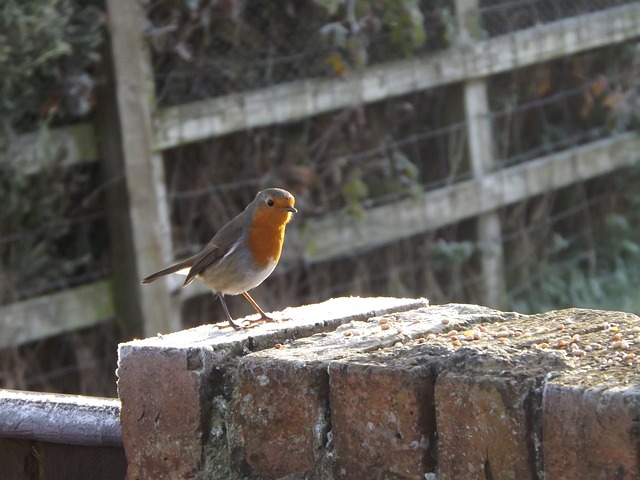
[285,206,298,213]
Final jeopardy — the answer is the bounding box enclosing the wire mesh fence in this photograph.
[146,0,451,105]
[0,322,119,397]
[164,86,468,257]
[156,0,640,328]
[490,44,640,168]
[503,168,640,314]
[0,157,110,304]
[479,0,636,37]
[2,0,640,393]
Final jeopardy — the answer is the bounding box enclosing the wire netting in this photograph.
[0,158,110,304]
[0,322,119,397]
[503,168,640,314]
[479,0,637,37]
[490,44,640,168]
[2,0,640,393]
[164,86,468,257]
[1,0,111,394]
[146,0,452,105]
[158,1,640,327]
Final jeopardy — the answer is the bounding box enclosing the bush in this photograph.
[0,0,104,132]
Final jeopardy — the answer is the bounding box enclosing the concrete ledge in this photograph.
[117,299,640,479]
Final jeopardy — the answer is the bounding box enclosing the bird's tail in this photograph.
[140,258,194,285]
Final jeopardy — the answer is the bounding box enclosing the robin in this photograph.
[141,188,297,329]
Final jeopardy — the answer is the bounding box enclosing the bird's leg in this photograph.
[216,292,242,329]
[241,292,274,322]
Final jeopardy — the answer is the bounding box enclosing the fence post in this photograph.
[455,0,508,309]
[103,0,180,335]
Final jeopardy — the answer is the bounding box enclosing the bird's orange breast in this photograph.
[247,207,292,269]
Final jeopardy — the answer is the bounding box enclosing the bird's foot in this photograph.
[244,314,274,325]
[228,318,243,329]
[219,315,292,330]
[254,315,293,324]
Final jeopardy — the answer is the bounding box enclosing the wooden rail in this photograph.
[0,281,114,348]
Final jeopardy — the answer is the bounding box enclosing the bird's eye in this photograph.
[266,198,275,207]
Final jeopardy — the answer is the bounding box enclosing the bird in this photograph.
[141,188,297,329]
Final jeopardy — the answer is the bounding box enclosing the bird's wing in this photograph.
[183,213,245,287]
[183,244,226,286]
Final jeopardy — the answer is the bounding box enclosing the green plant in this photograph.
[0,0,104,132]
[146,0,448,105]
[507,169,640,314]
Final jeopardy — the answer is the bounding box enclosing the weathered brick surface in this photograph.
[117,296,428,480]
[329,361,436,480]
[435,359,543,480]
[538,310,640,480]
[117,345,209,479]
[226,303,481,479]
[232,355,329,478]
[430,309,640,480]
[543,370,640,480]
[116,301,640,480]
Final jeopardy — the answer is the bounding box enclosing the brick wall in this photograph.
[117,298,640,479]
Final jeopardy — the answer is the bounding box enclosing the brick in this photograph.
[232,355,330,478]
[328,361,436,480]
[435,368,540,480]
[117,345,210,479]
[543,370,640,480]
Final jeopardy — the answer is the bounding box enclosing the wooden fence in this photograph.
[3,0,640,344]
